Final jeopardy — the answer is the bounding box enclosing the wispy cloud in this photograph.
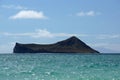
[76,11,101,16]
[1,5,27,10]
[2,29,87,38]
[0,42,14,53]
[2,30,120,40]
[96,34,120,39]
[89,43,120,53]
[10,10,48,19]
[89,43,109,47]
[104,44,120,52]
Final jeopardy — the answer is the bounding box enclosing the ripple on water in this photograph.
[0,54,120,80]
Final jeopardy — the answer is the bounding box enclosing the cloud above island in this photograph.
[2,29,120,39]
[1,29,120,53]
[2,29,88,38]
[10,10,48,19]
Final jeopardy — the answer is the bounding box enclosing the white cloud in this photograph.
[104,44,120,52]
[32,29,54,38]
[1,5,27,10]
[89,43,120,53]
[3,29,87,38]
[89,43,109,47]
[3,29,53,38]
[76,11,100,16]
[86,11,95,16]
[76,11,85,16]
[2,30,120,40]
[0,42,15,53]
[97,34,120,39]
[10,10,47,19]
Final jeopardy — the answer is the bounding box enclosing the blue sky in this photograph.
[0,0,120,53]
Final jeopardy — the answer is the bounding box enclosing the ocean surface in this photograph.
[0,53,120,80]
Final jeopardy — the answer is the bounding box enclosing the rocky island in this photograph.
[13,36,99,53]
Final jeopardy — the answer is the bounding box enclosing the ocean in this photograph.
[0,53,120,80]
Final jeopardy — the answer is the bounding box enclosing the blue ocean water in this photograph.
[0,53,120,80]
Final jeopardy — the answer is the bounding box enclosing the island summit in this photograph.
[13,36,99,53]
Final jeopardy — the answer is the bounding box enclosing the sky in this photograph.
[0,0,120,53]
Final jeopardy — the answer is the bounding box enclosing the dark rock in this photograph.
[13,36,99,53]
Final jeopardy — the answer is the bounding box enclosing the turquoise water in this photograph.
[0,53,120,80]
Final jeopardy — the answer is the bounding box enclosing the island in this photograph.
[13,36,99,53]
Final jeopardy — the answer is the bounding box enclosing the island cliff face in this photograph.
[13,36,99,53]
